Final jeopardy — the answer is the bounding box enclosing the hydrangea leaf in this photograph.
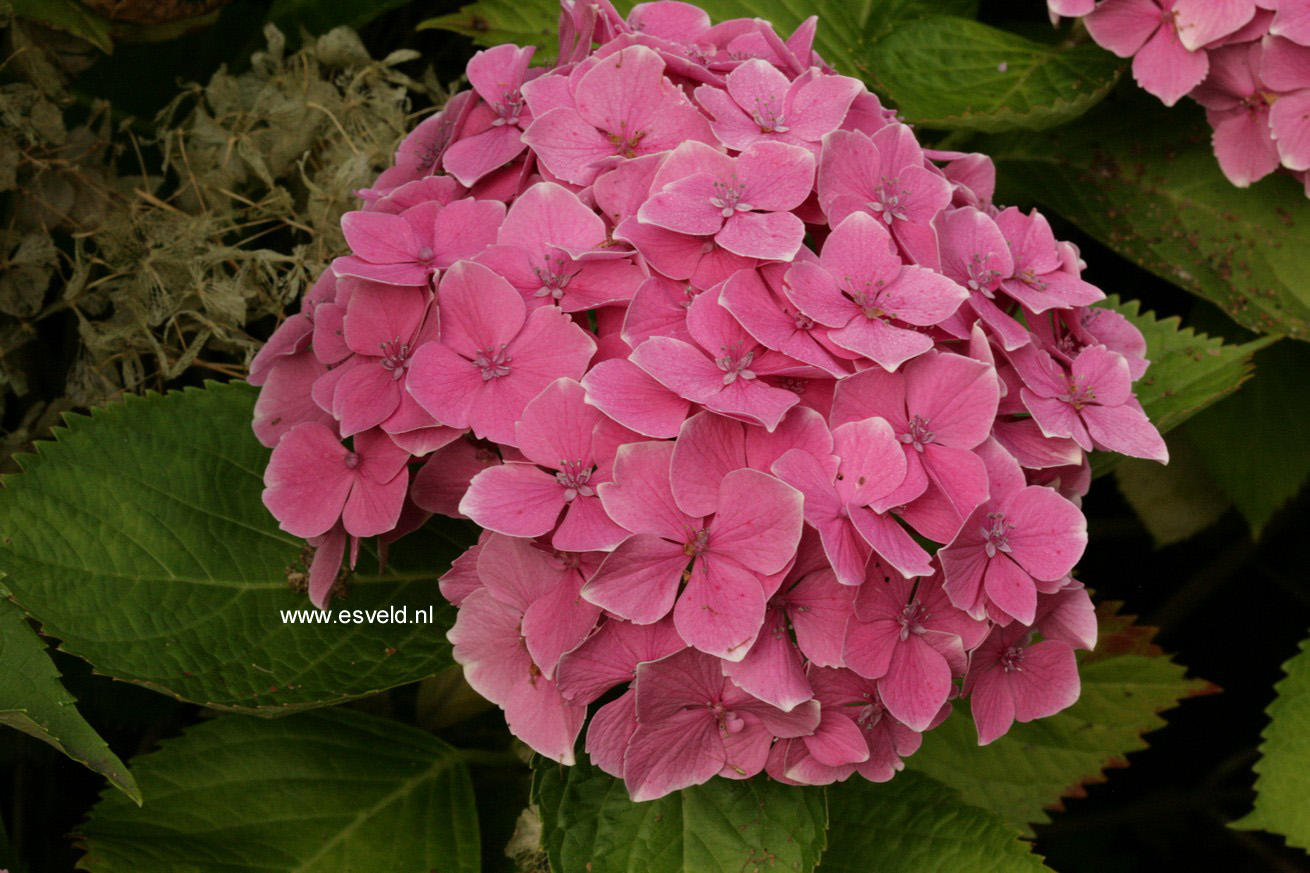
[907,602,1215,834]
[1090,295,1272,477]
[418,0,976,74]
[1184,341,1310,538]
[866,16,1122,132]
[987,91,1310,341]
[75,708,480,872]
[8,0,112,53]
[0,381,475,715]
[1233,633,1310,851]
[1114,435,1230,547]
[531,755,827,873]
[0,599,140,805]
[821,771,1053,872]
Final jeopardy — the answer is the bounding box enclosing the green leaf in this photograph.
[0,382,476,715]
[822,771,1052,872]
[1233,633,1310,851]
[75,708,480,873]
[531,755,827,873]
[987,90,1310,340]
[266,0,411,37]
[866,17,1121,132]
[907,602,1215,833]
[1185,341,1310,538]
[418,0,976,75]
[0,599,140,804]
[9,0,113,53]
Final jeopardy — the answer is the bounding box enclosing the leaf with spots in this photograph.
[1232,633,1310,851]
[866,16,1122,132]
[418,0,976,74]
[0,598,140,805]
[986,89,1310,341]
[75,708,480,872]
[0,381,476,715]
[531,754,828,873]
[906,601,1216,833]
[821,771,1053,872]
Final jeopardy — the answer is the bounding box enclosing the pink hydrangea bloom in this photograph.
[252,0,1166,796]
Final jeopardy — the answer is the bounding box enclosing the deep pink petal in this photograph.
[581,358,690,438]
[722,607,813,710]
[675,557,770,661]
[708,468,804,574]
[262,422,354,538]
[581,534,689,623]
[459,462,565,538]
[879,633,953,731]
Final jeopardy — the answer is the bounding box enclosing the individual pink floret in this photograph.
[784,212,967,371]
[407,261,596,447]
[582,440,803,660]
[442,45,537,186]
[334,198,505,287]
[695,59,862,155]
[939,441,1088,626]
[1262,36,1310,171]
[964,621,1080,745]
[262,423,409,540]
[638,140,815,261]
[1085,0,1210,106]
[459,378,634,552]
[622,648,819,800]
[447,535,589,763]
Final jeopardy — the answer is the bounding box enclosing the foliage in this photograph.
[75,708,481,872]
[0,599,139,803]
[866,16,1122,132]
[1234,634,1310,851]
[0,382,473,713]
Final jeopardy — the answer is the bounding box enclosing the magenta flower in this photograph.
[1085,0,1210,106]
[784,212,967,371]
[629,286,803,431]
[522,45,713,186]
[939,441,1087,626]
[459,378,633,552]
[964,622,1080,745]
[720,264,856,376]
[447,535,589,762]
[263,423,409,539]
[1011,342,1169,461]
[1190,42,1282,184]
[582,440,803,660]
[995,208,1105,313]
[771,417,933,585]
[474,182,645,311]
[830,350,999,543]
[695,59,862,154]
[937,207,1029,352]
[843,570,988,730]
[442,44,536,186]
[638,140,815,261]
[334,198,505,286]
[768,666,932,785]
[623,648,819,800]
[817,124,953,267]
[407,261,596,447]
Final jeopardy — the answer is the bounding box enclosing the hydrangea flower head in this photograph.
[254,0,1168,800]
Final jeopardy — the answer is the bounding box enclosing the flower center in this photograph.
[1016,268,1048,292]
[679,284,699,309]
[378,337,413,380]
[980,511,1014,558]
[1000,644,1025,673]
[555,459,596,501]
[791,309,815,331]
[897,598,930,641]
[532,253,580,300]
[780,377,808,395]
[417,246,435,263]
[473,345,512,380]
[854,694,884,731]
[1058,376,1096,411]
[966,252,1002,297]
[867,175,910,224]
[683,527,711,557]
[899,414,935,452]
[750,96,789,133]
[491,89,525,126]
[344,451,361,470]
[709,176,753,218]
[715,341,757,385]
[604,123,646,158]
[710,702,745,736]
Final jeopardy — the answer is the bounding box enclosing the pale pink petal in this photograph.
[1132,22,1210,106]
[504,677,586,764]
[581,358,691,438]
[982,555,1038,626]
[1270,89,1310,171]
[1173,0,1256,51]
[675,557,769,661]
[969,665,1018,745]
[624,711,722,801]
[1010,640,1081,723]
[1085,0,1164,56]
[522,570,602,679]
[708,468,804,574]
[722,606,813,710]
[449,589,529,705]
[252,352,332,448]
[785,568,855,667]
[879,633,953,731]
[671,411,748,518]
[1082,401,1170,461]
[522,107,620,185]
[411,439,497,518]
[830,316,935,373]
[832,418,907,508]
[1004,485,1088,581]
[599,440,700,539]
[736,141,816,212]
[905,352,1000,448]
[307,524,346,610]
[459,462,565,538]
[716,210,806,260]
[442,125,527,187]
[850,507,934,579]
[586,691,638,778]
[842,613,900,680]
[262,422,354,538]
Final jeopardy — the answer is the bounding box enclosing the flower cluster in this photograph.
[1050,0,1310,194]
[253,0,1167,800]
